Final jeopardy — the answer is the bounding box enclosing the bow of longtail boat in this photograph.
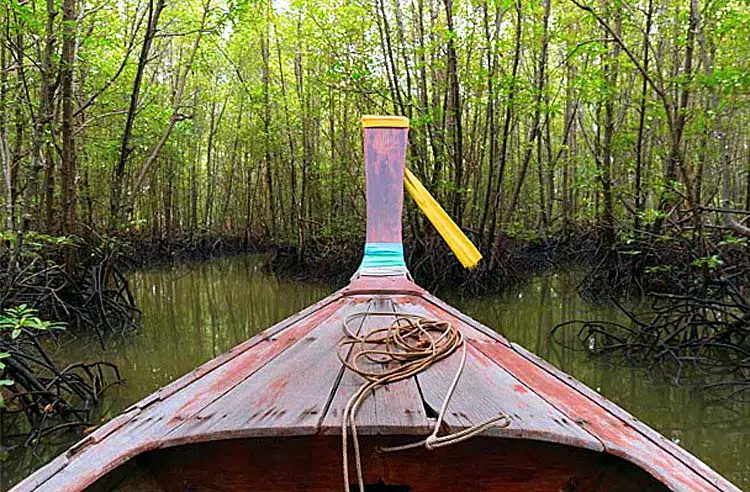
[13,117,738,492]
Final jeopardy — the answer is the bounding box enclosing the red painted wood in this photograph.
[471,340,737,491]
[343,276,425,296]
[162,300,358,443]
[418,290,738,490]
[320,297,430,435]
[12,282,738,492]
[144,298,350,433]
[124,290,344,413]
[11,296,351,492]
[509,342,741,492]
[363,126,408,244]
[414,337,603,452]
[144,436,669,492]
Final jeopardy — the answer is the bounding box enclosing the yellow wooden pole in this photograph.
[404,168,482,270]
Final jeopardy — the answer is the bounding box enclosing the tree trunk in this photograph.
[60,0,77,235]
[294,19,308,246]
[504,0,548,223]
[633,0,653,232]
[599,0,620,248]
[0,7,12,232]
[274,21,300,247]
[263,3,275,238]
[561,52,577,233]
[23,0,58,240]
[486,0,521,251]
[130,0,210,216]
[478,0,501,244]
[443,0,464,225]
[204,99,218,232]
[655,1,696,234]
[375,0,404,114]
[111,0,166,229]
[537,117,547,230]
[693,0,750,236]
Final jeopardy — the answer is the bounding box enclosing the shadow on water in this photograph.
[2,257,748,489]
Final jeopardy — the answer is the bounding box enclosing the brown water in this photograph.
[2,255,749,489]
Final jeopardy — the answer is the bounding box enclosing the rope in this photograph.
[337,311,511,492]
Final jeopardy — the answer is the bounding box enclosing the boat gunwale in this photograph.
[11,290,348,492]
[10,280,741,492]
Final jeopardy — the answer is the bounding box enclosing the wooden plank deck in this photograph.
[11,278,739,492]
[422,289,738,491]
[414,332,603,451]
[165,297,359,442]
[473,339,728,491]
[13,294,352,492]
[320,297,431,435]
[508,342,739,491]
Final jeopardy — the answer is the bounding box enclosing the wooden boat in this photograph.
[13,117,738,492]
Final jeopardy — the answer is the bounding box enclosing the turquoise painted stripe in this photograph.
[359,242,406,270]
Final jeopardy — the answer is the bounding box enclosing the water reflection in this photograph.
[112,256,331,401]
[448,273,750,489]
[2,258,748,489]
[1,256,330,490]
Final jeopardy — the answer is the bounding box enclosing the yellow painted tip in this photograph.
[404,168,482,270]
[361,115,410,128]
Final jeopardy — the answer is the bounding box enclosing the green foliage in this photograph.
[0,231,74,249]
[0,305,66,340]
[691,255,725,270]
[0,307,64,408]
[719,235,747,247]
[644,264,675,274]
[0,0,748,255]
[638,209,666,227]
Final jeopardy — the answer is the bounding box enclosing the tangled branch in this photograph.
[557,233,750,401]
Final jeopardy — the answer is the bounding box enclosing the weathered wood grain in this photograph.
[125,291,345,413]
[394,295,497,343]
[11,279,738,492]
[321,297,430,435]
[343,275,425,296]
[472,339,735,492]
[12,296,350,492]
[10,454,69,492]
[416,339,603,451]
[162,299,360,443]
[363,127,408,244]
[421,290,511,344]
[509,342,741,492]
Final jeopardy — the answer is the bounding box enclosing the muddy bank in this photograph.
[122,234,263,270]
[268,228,601,295]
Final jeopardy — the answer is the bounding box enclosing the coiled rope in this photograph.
[337,311,511,492]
